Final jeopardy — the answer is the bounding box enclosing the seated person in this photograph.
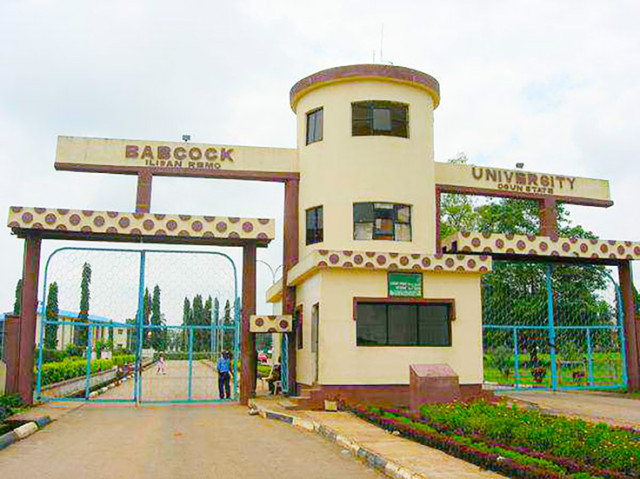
[265,361,282,395]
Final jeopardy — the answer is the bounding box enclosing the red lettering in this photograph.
[189,147,202,160]
[157,146,171,160]
[174,147,187,161]
[141,145,154,160]
[205,147,217,160]
[220,148,234,161]
[125,145,139,159]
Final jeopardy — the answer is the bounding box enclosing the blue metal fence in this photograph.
[483,262,627,391]
[35,247,241,404]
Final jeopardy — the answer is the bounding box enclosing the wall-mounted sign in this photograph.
[54,136,299,178]
[434,162,612,207]
[388,272,423,298]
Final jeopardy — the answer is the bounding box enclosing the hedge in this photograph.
[349,402,639,479]
[38,355,135,386]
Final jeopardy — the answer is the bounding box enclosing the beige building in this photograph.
[267,65,489,405]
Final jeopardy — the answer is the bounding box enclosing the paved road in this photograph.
[0,403,383,478]
[503,390,640,428]
[101,359,236,402]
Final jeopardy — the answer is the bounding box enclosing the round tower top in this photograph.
[289,64,440,112]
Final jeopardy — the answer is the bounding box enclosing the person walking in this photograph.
[217,350,232,399]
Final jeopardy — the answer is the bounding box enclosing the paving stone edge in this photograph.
[0,416,52,451]
[248,400,423,479]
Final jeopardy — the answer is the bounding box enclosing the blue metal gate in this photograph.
[35,247,241,404]
[483,262,627,391]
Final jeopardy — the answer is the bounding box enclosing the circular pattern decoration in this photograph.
[70,214,81,226]
[279,320,289,330]
[191,221,203,232]
[229,232,240,239]
[445,258,455,268]
[400,256,409,266]
[471,238,481,247]
[376,255,386,266]
[255,318,264,327]
[580,243,588,253]
[516,240,526,250]
[143,219,155,231]
[107,211,119,218]
[21,212,33,224]
[106,227,118,234]
[228,217,240,223]
[34,207,46,214]
[600,244,608,253]
[45,213,57,225]
[81,226,92,233]
[94,216,105,227]
[166,220,177,231]
[56,224,68,231]
[539,242,548,252]
[216,222,228,233]
[353,255,363,265]
[562,243,570,252]
[242,222,253,233]
[421,257,431,268]
[495,239,504,249]
[118,217,130,228]
[467,259,476,269]
[258,218,270,225]
[329,254,340,264]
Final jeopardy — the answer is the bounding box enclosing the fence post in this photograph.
[188,328,193,401]
[586,328,594,386]
[546,264,558,390]
[85,324,93,399]
[513,327,520,390]
[135,251,146,404]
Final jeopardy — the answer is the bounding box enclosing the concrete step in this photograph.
[278,396,310,410]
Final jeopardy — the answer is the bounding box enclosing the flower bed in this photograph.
[38,355,135,386]
[348,401,639,479]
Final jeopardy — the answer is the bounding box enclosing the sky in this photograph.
[1,0,639,320]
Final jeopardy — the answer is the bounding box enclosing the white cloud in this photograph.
[1,0,638,317]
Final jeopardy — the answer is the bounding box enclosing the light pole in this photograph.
[256,259,282,284]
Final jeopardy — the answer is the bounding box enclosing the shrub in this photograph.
[37,355,135,386]
[491,346,513,378]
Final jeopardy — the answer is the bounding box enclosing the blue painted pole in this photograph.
[188,328,194,400]
[234,297,240,398]
[85,325,93,399]
[586,328,594,387]
[546,264,558,391]
[513,327,520,390]
[134,251,146,404]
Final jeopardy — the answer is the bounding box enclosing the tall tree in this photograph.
[44,282,59,349]
[75,262,92,346]
[150,285,167,351]
[13,279,22,315]
[222,299,234,352]
[142,288,151,348]
[192,295,205,351]
[204,296,213,353]
[181,297,192,351]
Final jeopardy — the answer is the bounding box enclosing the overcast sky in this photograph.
[1,0,638,319]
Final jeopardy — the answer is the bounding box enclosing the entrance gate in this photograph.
[482,262,628,391]
[35,247,240,404]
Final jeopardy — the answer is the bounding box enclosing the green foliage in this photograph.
[75,263,92,346]
[142,288,151,348]
[491,345,513,378]
[150,285,168,352]
[13,279,22,315]
[44,282,59,349]
[38,355,135,386]
[419,400,640,476]
[64,343,84,358]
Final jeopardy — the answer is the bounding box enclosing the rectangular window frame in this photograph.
[353,297,455,347]
[306,205,323,245]
[353,202,411,241]
[306,107,324,145]
[351,101,409,138]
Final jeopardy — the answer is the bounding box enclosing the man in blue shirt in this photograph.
[217,351,232,399]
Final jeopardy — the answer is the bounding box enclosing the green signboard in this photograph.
[388,272,422,298]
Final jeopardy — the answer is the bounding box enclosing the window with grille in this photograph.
[353,202,411,241]
[306,108,324,144]
[306,206,323,245]
[352,101,408,138]
[355,301,452,347]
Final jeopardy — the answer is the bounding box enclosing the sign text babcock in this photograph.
[125,144,234,169]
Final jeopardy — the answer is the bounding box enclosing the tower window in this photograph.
[353,202,411,241]
[306,206,323,245]
[306,108,323,144]
[352,101,408,138]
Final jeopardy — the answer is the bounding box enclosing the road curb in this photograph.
[0,416,52,451]
[248,400,422,479]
